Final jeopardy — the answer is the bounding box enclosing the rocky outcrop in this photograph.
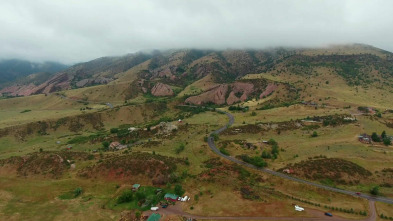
[0,83,37,96]
[75,77,113,87]
[185,84,228,105]
[226,91,241,105]
[260,83,278,98]
[228,82,254,104]
[151,83,174,96]
[0,73,70,96]
[185,81,257,105]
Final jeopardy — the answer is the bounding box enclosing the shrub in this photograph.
[383,138,392,146]
[102,141,110,150]
[135,191,146,201]
[370,185,380,195]
[371,132,381,142]
[239,155,267,168]
[211,133,219,141]
[135,211,141,219]
[74,187,83,197]
[261,150,272,159]
[110,128,119,134]
[175,143,185,154]
[117,190,133,203]
[219,148,230,156]
[174,184,185,196]
[311,131,318,137]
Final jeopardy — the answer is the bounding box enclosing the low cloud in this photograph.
[1,0,392,64]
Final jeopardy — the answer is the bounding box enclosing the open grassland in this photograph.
[226,104,348,126]
[376,202,393,220]
[0,176,120,221]
[63,83,131,105]
[244,67,393,109]
[219,107,393,196]
[0,94,105,129]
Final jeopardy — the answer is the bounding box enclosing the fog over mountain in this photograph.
[1,0,393,64]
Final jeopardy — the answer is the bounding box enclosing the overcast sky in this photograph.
[1,0,393,64]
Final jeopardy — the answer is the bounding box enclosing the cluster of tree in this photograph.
[239,154,267,168]
[117,190,147,204]
[371,131,392,146]
[219,147,230,156]
[370,185,380,195]
[261,139,280,159]
[380,214,393,220]
[228,105,249,112]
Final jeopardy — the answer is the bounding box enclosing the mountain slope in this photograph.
[1,45,393,103]
[0,59,67,87]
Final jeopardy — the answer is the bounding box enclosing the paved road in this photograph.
[207,109,393,206]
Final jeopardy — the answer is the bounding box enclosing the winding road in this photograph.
[207,109,393,206]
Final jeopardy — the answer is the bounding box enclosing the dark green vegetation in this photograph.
[108,186,174,211]
[280,157,372,185]
[238,154,267,168]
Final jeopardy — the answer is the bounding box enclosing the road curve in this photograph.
[207,109,393,206]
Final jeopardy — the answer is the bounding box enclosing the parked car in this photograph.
[356,192,361,195]
[161,204,168,208]
[325,212,333,217]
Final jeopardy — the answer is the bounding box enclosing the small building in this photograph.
[109,142,120,149]
[283,168,294,174]
[147,213,161,221]
[128,127,139,132]
[109,141,127,151]
[132,184,141,191]
[164,193,178,202]
[358,134,372,144]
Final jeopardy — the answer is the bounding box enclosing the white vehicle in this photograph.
[294,205,304,211]
[150,207,159,211]
[183,196,188,201]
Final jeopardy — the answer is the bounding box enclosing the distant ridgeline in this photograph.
[1,44,392,98]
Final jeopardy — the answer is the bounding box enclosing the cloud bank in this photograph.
[1,0,393,64]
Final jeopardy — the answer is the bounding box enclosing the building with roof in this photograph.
[147,213,161,221]
[132,184,141,191]
[164,193,178,202]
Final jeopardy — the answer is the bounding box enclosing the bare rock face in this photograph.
[226,82,254,104]
[151,83,174,96]
[226,91,240,105]
[185,84,228,105]
[232,82,254,95]
[0,83,36,96]
[260,83,278,98]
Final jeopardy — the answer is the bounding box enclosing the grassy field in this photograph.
[0,94,100,128]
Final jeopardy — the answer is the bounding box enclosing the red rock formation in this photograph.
[151,83,174,96]
[232,82,254,95]
[32,73,70,95]
[260,83,278,98]
[185,84,228,105]
[226,91,241,105]
[226,82,254,104]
